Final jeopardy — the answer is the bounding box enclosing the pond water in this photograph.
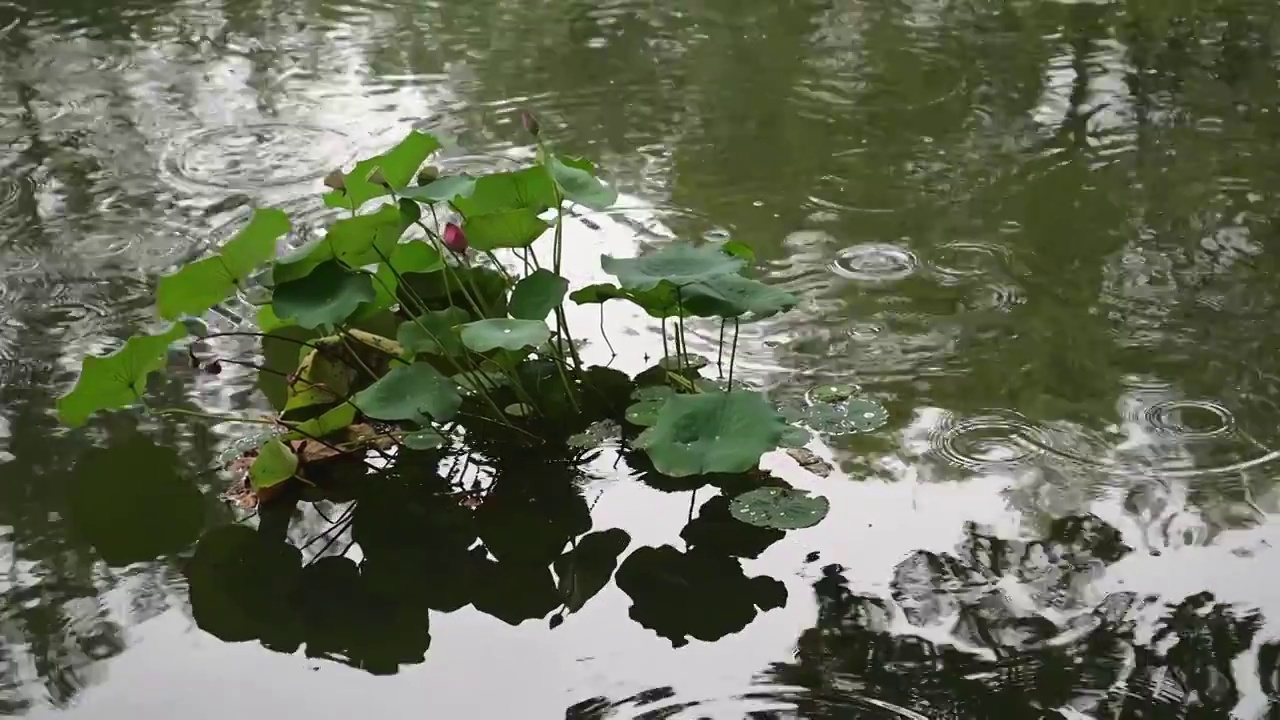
[4,0,1280,717]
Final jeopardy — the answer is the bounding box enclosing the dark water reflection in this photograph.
[4,0,1280,716]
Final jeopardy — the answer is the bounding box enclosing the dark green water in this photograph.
[4,0,1280,717]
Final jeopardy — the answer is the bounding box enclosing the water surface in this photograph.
[4,0,1280,717]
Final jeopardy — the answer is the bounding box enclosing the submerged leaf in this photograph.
[249,438,299,490]
[804,398,889,434]
[57,324,188,427]
[157,209,289,320]
[459,318,551,353]
[323,130,441,209]
[272,261,377,329]
[504,403,534,418]
[728,487,830,530]
[635,390,788,477]
[602,243,745,292]
[509,269,569,321]
[548,156,617,211]
[351,362,462,424]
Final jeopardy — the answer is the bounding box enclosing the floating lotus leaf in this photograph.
[728,487,830,530]
[635,390,788,477]
[657,354,709,371]
[601,243,745,292]
[548,156,617,211]
[509,269,569,321]
[631,385,676,402]
[157,209,289,320]
[271,261,376,330]
[323,130,441,209]
[459,318,551,353]
[402,428,446,450]
[568,419,621,449]
[779,425,812,448]
[804,398,889,434]
[249,438,299,490]
[809,383,861,404]
[625,399,666,427]
[504,403,534,418]
[351,361,462,424]
[57,324,188,427]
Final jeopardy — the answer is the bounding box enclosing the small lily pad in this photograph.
[803,398,889,434]
[635,390,788,477]
[568,420,621,449]
[779,425,812,448]
[729,487,830,530]
[808,383,861,404]
[625,400,666,427]
[657,354,709,371]
[504,403,534,418]
[631,385,676,403]
[403,428,446,450]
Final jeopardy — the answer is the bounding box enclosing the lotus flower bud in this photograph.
[323,169,347,192]
[520,110,540,137]
[365,166,389,188]
[443,222,468,253]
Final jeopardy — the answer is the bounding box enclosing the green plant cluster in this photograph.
[54,124,849,529]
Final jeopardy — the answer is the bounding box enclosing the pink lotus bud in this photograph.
[443,222,468,253]
[520,110,540,137]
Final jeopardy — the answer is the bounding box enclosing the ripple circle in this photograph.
[830,244,918,282]
[161,123,356,190]
[931,410,1051,470]
[1144,399,1235,440]
[930,241,1010,278]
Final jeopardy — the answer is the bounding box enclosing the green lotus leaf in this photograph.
[271,261,376,329]
[351,361,462,424]
[548,156,617,211]
[635,390,788,477]
[459,318,551,353]
[397,175,477,203]
[601,243,745,292]
[398,307,470,356]
[57,324,188,427]
[452,166,557,217]
[285,404,356,441]
[274,203,413,284]
[323,130,441,209]
[463,208,551,251]
[157,209,289,320]
[249,438,299,490]
[509,269,569,321]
